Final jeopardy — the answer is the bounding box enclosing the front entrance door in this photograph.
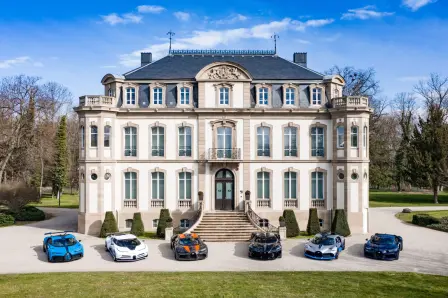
[215,169,234,210]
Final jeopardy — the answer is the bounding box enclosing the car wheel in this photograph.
[399,243,403,251]
[342,241,346,250]
[174,252,179,260]
[105,244,108,251]
[43,245,46,253]
[47,254,52,263]
[396,251,400,260]
[277,252,282,259]
[335,252,339,260]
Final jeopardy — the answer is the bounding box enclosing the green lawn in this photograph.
[29,193,79,209]
[396,210,448,223]
[0,272,446,297]
[369,191,448,207]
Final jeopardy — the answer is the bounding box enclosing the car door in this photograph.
[46,238,52,255]
[335,237,342,251]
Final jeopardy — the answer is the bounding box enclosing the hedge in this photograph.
[99,211,119,238]
[130,212,145,237]
[0,213,15,227]
[283,209,299,237]
[14,206,45,221]
[427,216,448,233]
[157,209,171,238]
[331,209,351,237]
[412,214,440,227]
[306,208,320,235]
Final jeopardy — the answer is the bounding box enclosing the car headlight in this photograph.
[75,247,82,252]
[272,245,281,251]
[365,246,372,251]
[199,248,207,253]
[176,247,186,253]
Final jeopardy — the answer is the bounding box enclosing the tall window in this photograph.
[217,127,232,158]
[284,127,297,157]
[257,171,270,200]
[312,88,322,105]
[178,127,192,157]
[180,87,190,105]
[258,88,268,105]
[257,127,270,157]
[363,126,367,148]
[108,88,114,97]
[151,172,164,200]
[125,172,137,200]
[311,127,324,157]
[81,126,85,149]
[124,127,137,157]
[336,126,344,149]
[90,126,98,148]
[151,126,165,156]
[284,171,297,199]
[126,88,136,105]
[153,88,163,105]
[180,219,190,228]
[219,87,229,105]
[351,126,358,148]
[285,88,295,105]
[179,172,192,200]
[104,125,111,148]
[311,171,324,200]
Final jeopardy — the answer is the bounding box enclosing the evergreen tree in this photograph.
[306,208,320,235]
[52,116,68,206]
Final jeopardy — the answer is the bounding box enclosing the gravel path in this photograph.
[0,207,447,275]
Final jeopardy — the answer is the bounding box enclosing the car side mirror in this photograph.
[365,239,368,241]
[78,240,82,243]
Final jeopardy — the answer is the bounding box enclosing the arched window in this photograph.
[311,171,324,200]
[151,126,165,157]
[126,87,136,105]
[257,127,271,157]
[311,127,324,157]
[351,126,359,148]
[90,126,98,148]
[284,127,297,156]
[108,88,114,97]
[219,87,229,105]
[312,88,322,105]
[284,171,297,199]
[151,172,164,200]
[178,126,192,157]
[257,171,270,200]
[104,125,111,148]
[125,219,133,229]
[124,127,137,156]
[180,87,190,105]
[178,172,192,200]
[124,172,137,200]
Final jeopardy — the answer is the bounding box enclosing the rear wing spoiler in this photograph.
[44,230,74,235]
[105,232,128,237]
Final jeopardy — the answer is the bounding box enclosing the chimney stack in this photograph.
[293,52,307,68]
[141,52,152,66]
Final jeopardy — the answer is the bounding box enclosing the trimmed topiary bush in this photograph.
[14,206,45,221]
[157,209,171,238]
[412,214,440,227]
[99,211,118,238]
[0,213,15,227]
[283,209,299,237]
[427,217,448,232]
[130,212,145,236]
[307,208,320,235]
[331,209,351,237]
[278,216,285,227]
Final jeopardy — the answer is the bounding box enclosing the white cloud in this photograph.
[0,56,30,69]
[137,5,165,14]
[397,76,429,82]
[33,62,44,67]
[174,12,190,21]
[291,18,334,31]
[321,33,342,42]
[402,0,436,11]
[341,6,394,20]
[101,65,117,69]
[214,14,249,25]
[101,13,143,25]
[296,39,311,44]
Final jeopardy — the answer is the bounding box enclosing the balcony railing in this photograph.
[79,95,116,107]
[311,199,325,209]
[207,148,241,161]
[332,96,369,108]
[284,199,298,208]
[178,146,192,157]
[178,200,191,209]
[256,199,271,208]
[151,146,165,157]
[124,200,137,208]
[151,200,164,208]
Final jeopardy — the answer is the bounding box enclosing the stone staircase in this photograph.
[191,211,260,242]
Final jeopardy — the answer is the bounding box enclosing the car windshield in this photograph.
[179,238,199,246]
[311,237,335,246]
[371,236,395,245]
[116,239,141,247]
[52,237,77,247]
[254,236,277,244]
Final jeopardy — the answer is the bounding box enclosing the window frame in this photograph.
[284,171,298,200]
[283,125,299,157]
[311,171,324,200]
[180,219,190,229]
[124,126,138,157]
[124,172,138,201]
[178,171,192,200]
[310,126,325,158]
[126,87,136,105]
[178,126,192,157]
[256,170,271,200]
[80,126,85,149]
[151,125,165,157]
[351,126,359,148]
[256,125,271,157]
[219,87,230,105]
[153,87,163,105]
[151,171,165,200]
[336,126,344,149]
[90,125,98,148]
[152,219,159,228]
[255,84,271,107]
[104,125,111,148]
[363,126,367,148]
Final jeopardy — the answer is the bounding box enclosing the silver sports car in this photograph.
[304,233,345,260]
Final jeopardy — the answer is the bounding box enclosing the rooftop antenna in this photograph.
[167,30,175,54]
[271,33,279,54]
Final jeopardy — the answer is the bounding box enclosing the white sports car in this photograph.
[105,233,148,262]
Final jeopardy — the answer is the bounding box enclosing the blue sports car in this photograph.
[364,233,403,260]
[43,231,84,262]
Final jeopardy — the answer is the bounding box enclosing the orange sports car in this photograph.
[170,233,208,261]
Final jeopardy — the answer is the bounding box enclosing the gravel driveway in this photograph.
[0,207,447,275]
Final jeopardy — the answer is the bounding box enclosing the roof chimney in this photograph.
[293,52,307,68]
[141,52,152,66]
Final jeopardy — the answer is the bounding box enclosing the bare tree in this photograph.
[326,66,380,97]
[415,73,448,109]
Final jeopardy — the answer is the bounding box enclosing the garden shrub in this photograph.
[278,216,285,227]
[427,216,448,232]
[0,182,39,212]
[331,209,351,237]
[0,213,14,227]
[14,206,45,221]
[412,214,440,227]
[157,209,171,238]
[130,212,145,237]
[283,209,299,237]
[99,211,118,238]
[306,208,321,235]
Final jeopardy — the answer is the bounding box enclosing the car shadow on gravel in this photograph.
[289,242,306,258]
[346,243,365,259]
[158,243,175,260]
[32,246,48,263]
[91,244,114,262]
[233,242,249,259]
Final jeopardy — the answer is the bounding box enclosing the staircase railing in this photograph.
[245,200,279,233]
[175,200,203,234]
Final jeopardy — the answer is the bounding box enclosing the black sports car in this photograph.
[364,233,403,260]
[248,232,282,260]
[171,233,208,261]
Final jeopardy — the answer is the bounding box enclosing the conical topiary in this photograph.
[130,212,145,236]
[99,211,118,238]
[306,208,320,235]
[331,209,351,237]
[283,209,300,237]
[156,209,171,238]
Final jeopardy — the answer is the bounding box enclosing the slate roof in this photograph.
[124,54,323,81]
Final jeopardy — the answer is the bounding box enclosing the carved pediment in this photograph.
[207,66,242,80]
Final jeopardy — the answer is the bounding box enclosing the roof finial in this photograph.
[167,30,175,54]
[271,33,279,54]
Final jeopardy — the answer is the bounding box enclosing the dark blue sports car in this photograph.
[43,231,84,262]
[364,233,403,260]
[248,232,282,260]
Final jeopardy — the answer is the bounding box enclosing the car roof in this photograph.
[374,233,395,238]
[50,234,75,240]
[114,234,137,240]
[179,233,199,239]
[315,233,338,239]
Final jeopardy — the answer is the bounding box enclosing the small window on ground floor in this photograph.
[180,219,190,228]
[319,219,323,227]
[125,219,133,229]
[152,219,159,228]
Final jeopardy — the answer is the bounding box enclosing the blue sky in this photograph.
[0,0,447,104]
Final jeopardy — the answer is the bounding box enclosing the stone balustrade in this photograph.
[332,96,369,108]
[79,95,116,107]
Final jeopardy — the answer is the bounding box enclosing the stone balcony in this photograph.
[332,96,369,108]
[79,95,116,107]
[207,148,241,162]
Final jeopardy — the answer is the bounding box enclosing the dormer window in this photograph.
[219,87,229,105]
[180,87,190,105]
[126,87,136,105]
[312,88,322,105]
[153,88,163,105]
[285,88,295,105]
[108,88,114,97]
[258,88,269,105]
